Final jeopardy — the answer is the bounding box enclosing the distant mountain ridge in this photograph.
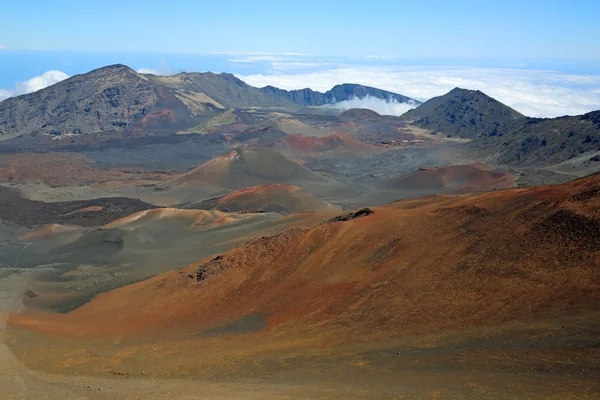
[0,64,417,137]
[259,83,420,107]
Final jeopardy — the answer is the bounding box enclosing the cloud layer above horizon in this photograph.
[237,65,600,118]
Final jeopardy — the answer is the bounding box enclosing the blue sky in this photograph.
[1,1,600,117]
[2,0,599,57]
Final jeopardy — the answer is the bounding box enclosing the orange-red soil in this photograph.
[141,109,175,128]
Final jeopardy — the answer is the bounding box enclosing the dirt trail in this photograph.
[0,272,97,399]
[0,274,360,399]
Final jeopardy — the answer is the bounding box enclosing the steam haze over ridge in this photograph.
[328,95,418,116]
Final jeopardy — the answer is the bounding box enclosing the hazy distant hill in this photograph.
[0,64,416,138]
[401,87,525,138]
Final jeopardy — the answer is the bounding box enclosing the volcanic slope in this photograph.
[7,175,600,398]
[167,148,344,199]
[10,172,600,354]
[186,184,341,214]
[384,163,517,194]
[401,87,525,138]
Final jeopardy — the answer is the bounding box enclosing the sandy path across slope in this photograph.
[0,272,359,400]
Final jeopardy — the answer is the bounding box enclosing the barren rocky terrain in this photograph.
[1,63,600,398]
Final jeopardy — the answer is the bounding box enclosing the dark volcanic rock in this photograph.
[570,187,600,202]
[0,186,156,227]
[195,255,227,282]
[435,205,490,217]
[328,208,374,223]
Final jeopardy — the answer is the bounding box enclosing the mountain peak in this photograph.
[448,87,473,94]
[401,88,525,138]
[331,83,359,89]
[89,64,137,75]
[447,87,488,97]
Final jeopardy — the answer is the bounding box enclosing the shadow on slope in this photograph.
[8,208,338,313]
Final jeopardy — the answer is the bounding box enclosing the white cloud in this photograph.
[329,96,417,116]
[0,70,69,102]
[0,46,5,50]
[16,70,69,93]
[137,68,161,75]
[136,59,172,76]
[237,65,600,118]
